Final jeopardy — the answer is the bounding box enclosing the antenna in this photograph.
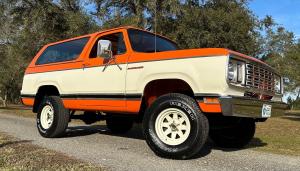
[154,0,157,53]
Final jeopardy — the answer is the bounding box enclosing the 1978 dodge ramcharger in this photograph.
[21,26,287,159]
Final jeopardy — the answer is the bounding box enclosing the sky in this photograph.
[249,0,300,39]
[248,0,300,101]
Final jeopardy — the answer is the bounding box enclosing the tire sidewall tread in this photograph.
[37,96,69,138]
[143,93,209,159]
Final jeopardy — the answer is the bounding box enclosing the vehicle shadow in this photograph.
[64,123,268,159]
[65,123,144,140]
[212,137,268,152]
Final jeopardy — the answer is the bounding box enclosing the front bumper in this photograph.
[219,96,288,118]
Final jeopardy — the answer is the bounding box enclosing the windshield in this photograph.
[127,29,179,53]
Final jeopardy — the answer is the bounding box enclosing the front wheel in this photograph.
[143,93,209,159]
[37,96,69,138]
[210,118,255,148]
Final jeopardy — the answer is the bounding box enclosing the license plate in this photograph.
[262,104,272,118]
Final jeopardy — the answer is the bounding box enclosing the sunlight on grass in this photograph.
[249,117,300,156]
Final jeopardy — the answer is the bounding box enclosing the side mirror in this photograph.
[97,40,112,59]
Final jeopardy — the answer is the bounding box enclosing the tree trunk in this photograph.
[3,94,7,107]
[297,88,300,100]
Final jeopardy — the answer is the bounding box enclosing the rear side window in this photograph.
[36,37,89,65]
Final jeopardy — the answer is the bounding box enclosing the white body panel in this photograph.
[22,56,231,97]
[21,64,127,96]
[126,56,229,95]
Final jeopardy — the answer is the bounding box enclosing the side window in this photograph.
[127,29,178,53]
[36,37,89,65]
[90,32,126,58]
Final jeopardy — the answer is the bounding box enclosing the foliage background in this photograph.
[0,0,299,108]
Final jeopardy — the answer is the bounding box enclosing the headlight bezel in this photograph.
[227,58,246,85]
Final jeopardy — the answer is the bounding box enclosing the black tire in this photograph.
[210,119,255,148]
[37,96,69,138]
[143,93,209,159]
[106,115,134,134]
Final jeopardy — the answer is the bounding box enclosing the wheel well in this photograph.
[142,79,194,109]
[33,85,60,113]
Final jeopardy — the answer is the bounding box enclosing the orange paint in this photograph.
[126,100,142,113]
[62,99,141,114]
[128,48,229,64]
[21,98,35,106]
[198,102,222,113]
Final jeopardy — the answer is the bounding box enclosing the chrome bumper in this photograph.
[219,96,288,118]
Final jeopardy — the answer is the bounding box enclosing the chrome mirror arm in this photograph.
[102,51,122,72]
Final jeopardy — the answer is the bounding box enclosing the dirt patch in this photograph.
[0,133,106,170]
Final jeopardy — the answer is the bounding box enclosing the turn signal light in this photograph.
[203,97,220,104]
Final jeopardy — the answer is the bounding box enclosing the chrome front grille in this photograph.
[245,63,275,93]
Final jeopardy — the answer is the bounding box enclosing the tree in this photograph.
[91,0,262,56]
[260,18,300,106]
[0,0,97,103]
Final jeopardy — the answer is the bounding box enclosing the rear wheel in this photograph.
[106,115,134,134]
[210,118,255,148]
[37,96,69,138]
[143,93,209,159]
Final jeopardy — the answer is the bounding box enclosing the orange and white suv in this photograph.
[21,26,287,159]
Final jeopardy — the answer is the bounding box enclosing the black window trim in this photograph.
[35,36,90,66]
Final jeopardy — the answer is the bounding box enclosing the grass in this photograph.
[0,106,85,124]
[0,106,35,118]
[1,107,300,157]
[0,132,105,171]
[285,110,300,116]
[248,117,300,156]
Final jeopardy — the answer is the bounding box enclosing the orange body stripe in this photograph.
[63,99,141,114]
[198,102,222,113]
[128,48,229,63]
[126,100,142,113]
[21,98,35,106]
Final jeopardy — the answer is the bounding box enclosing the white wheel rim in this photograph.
[155,108,191,146]
[40,105,54,129]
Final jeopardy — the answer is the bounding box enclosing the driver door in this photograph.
[79,30,129,107]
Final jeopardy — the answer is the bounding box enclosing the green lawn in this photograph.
[248,116,300,156]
